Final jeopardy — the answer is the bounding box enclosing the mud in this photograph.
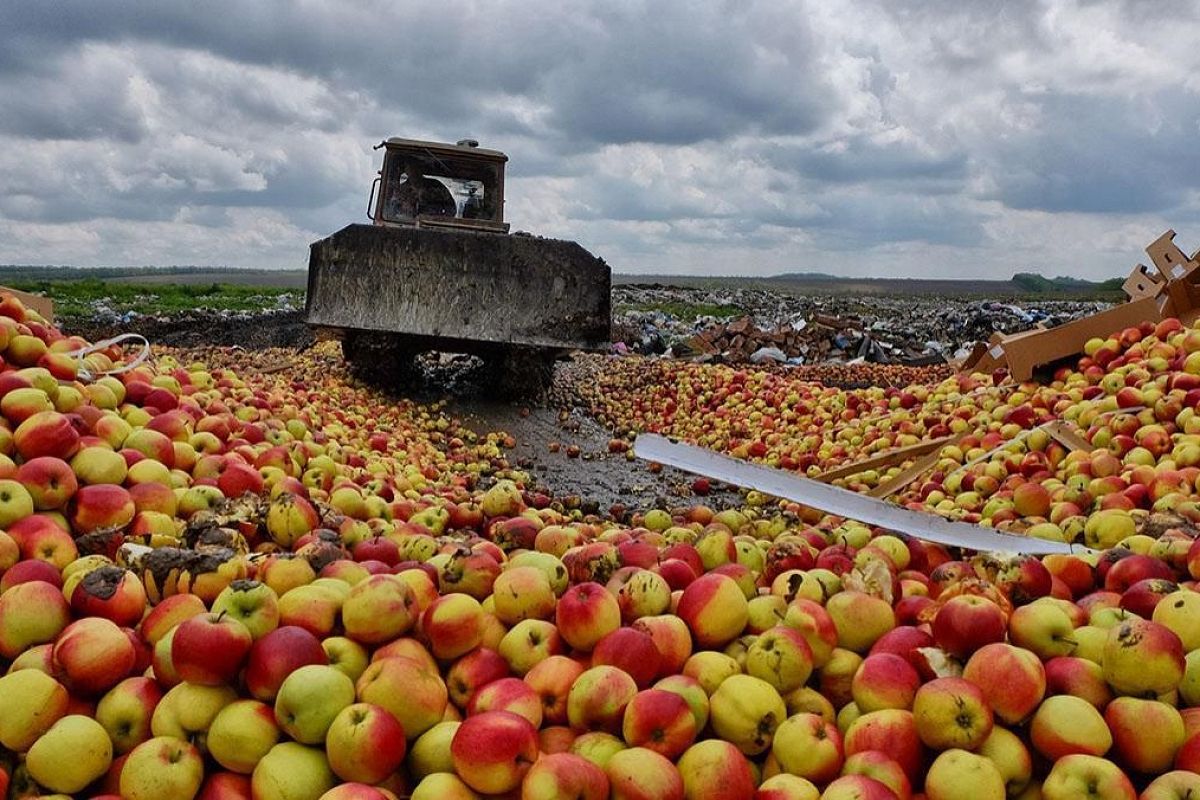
[344,349,744,512]
[449,395,743,515]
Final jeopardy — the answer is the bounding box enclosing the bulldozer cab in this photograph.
[370,138,509,234]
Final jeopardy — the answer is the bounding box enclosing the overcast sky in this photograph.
[1,1,1198,279]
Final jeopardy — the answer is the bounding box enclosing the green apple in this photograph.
[95,676,164,754]
[410,772,482,800]
[70,445,129,485]
[211,580,281,640]
[273,664,355,744]
[25,715,113,793]
[321,636,370,683]
[251,742,335,800]
[119,735,205,800]
[150,681,238,745]
[0,668,68,751]
[409,720,461,779]
[207,699,281,774]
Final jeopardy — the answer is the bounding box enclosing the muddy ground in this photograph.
[80,311,741,513]
[450,397,743,514]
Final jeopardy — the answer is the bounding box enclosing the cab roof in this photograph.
[382,137,507,162]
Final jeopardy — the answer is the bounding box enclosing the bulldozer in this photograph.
[305,137,611,393]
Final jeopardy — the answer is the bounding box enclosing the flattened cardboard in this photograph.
[1041,420,1094,453]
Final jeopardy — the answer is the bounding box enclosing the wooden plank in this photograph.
[815,435,957,483]
[1042,420,1094,452]
[868,431,968,499]
[249,362,293,376]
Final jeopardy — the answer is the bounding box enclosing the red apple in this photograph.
[172,612,254,686]
[556,581,621,652]
[244,625,329,702]
[15,456,77,511]
[592,626,662,688]
[621,688,697,759]
[52,616,138,695]
[70,484,136,534]
[13,410,80,460]
[931,594,1007,658]
[450,710,538,795]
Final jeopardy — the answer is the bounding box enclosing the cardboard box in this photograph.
[0,286,53,322]
[961,230,1200,381]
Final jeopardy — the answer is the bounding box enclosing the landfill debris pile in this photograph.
[613,285,1108,366]
[86,292,301,327]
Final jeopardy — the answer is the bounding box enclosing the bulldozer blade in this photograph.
[306,224,611,353]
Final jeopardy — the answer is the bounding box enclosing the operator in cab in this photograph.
[385,158,457,220]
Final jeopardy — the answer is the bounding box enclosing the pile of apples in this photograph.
[581,318,1200,545]
[4,291,1200,800]
[763,362,954,391]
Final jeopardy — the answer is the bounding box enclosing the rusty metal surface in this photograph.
[306,224,611,352]
[380,137,508,162]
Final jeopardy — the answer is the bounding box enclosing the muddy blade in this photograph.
[306,224,611,354]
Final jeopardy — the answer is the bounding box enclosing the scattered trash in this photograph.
[612,285,1107,366]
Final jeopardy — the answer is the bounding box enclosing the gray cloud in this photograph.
[987,90,1200,214]
[0,0,1198,279]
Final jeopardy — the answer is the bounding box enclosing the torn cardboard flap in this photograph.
[1123,264,1163,300]
[1146,229,1199,280]
[634,434,1079,555]
[1041,420,1094,453]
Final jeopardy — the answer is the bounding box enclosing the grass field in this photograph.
[6,277,303,319]
[0,266,308,288]
[104,271,308,288]
[615,299,746,319]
